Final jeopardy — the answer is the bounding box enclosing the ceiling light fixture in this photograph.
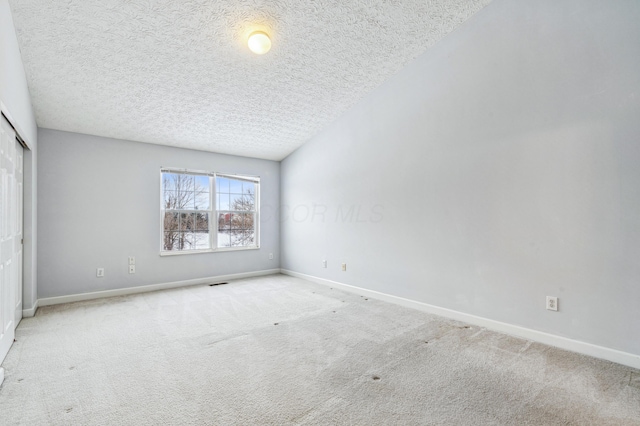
[247,31,271,55]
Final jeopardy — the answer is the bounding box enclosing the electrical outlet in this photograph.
[269,253,274,260]
[96,268,104,278]
[546,296,558,311]
[128,256,135,265]
[322,260,327,268]
[341,263,347,271]
[129,265,136,274]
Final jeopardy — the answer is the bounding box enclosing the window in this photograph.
[216,176,258,248]
[161,169,259,254]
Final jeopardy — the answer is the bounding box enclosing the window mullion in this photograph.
[211,174,217,250]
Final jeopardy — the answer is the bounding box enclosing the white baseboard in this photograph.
[38,269,281,307]
[0,367,4,388]
[22,300,38,318]
[281,269,640,370]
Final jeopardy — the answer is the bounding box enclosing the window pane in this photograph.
[230,213,242,230]
[218,193,230,210]
[244,230,255,246]
[242,213,255,247]
[230,230,244,247]
[218,212,230,230]
[225,228,254,247]
[178,190,195,210]
[164,212,179,232]
[180,232,195,250]
[172,173,192,190]
[183,174,196,192]
[164,232,178,250]
[194,191,210,210]
[217,231,231,248]
[162,173,179,193]
[170,174,193,209]
[193,175,209,210]
[163,190,178,209]
[242,213,254,230]
[238,212,246,230]
[195,175,209,190]
[217,212,232,248]
[195,212,209,230]
[164,232,192,251]
[242,181,256,196]
[229,178,243,193]
[244,192,256,211]
[212,212,256,248]
[180,213,195,231]
[216,177,229,193]
[194,231,210,249]
[224,189,255,212]
[229,194,244,210]
[230,212,251,246]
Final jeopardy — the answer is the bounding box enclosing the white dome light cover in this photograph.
[247,31,272,55]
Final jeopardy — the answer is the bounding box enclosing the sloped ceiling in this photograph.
[8,0,491,160]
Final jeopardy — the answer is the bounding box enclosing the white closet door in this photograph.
[15,139,23,326]
[0,116,22,367]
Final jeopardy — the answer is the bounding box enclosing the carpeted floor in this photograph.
[0,274,639,425]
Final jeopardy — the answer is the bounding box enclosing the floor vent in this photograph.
[209,282,229,287]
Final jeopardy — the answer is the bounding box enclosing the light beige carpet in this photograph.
[1,274,639,425]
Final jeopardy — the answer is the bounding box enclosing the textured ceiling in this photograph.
[8,0,492,160]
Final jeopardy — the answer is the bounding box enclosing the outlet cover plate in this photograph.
[546,296,558,311]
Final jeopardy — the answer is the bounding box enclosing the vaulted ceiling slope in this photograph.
[9,0,491,160]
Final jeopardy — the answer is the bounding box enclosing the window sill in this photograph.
[160,246,260,256]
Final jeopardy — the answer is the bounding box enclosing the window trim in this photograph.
[159,168,260,255]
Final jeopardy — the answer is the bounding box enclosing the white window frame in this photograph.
[159,167,260,256]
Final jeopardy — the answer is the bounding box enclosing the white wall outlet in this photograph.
[96,268,105,277]
[269,253,274,260]
[128,256,135,265]
[129,265,135,274]
[341,263,347,271]
[322,260,327,268]
[546,296,558,311]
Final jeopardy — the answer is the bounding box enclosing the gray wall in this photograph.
[1,0,38,311]
[38,129,280,298]
[281,0,640,356]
